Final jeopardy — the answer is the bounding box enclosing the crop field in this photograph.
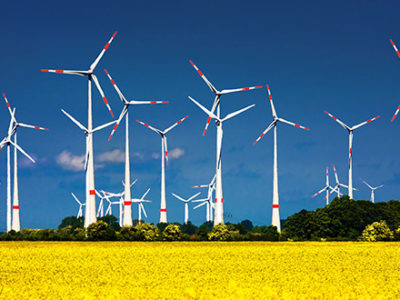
[0,242,399,299]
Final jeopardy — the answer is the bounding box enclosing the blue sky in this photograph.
[0,0,400,229]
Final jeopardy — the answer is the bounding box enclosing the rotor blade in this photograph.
[253,120,276,145]
[361,179,373,190]
[84,146,89,171]
[202,95,219,136]
[129,100,168,105]
[163,136,168,166]
[2,93,14,117]
[188,192,201,201]
[324,111,350,131]
[278,118,310,131]
[188,96,219,120]
[104,69,128,104]
[18,123,49,131]
[391,105,400,122]
[92,74,114,117]
[221,104,255,122]
[390,39,400,59]
[90,31,118,71]
[339,183,348,188]
[333,165,339,184]
[171,193,186,202]
[61,109,87,132]
[351,115,380,130]
[108,106,128,141]
[93,120,118,133]
[192,198,208,203]
[164,115,189,134]
[71,192,81,205]
[9,140,35,163]
[266,84,278,118]
[312,187,328,198]
[220,85,263,95]
[189,60,218,94]
[130,179,138,188]
[376,185,384,189]
[193,201,207,210]
[40,69,87,76]
[141,188,151,200]
[135,120,162,134]
[140,202,148,218]
[192,185,208,188]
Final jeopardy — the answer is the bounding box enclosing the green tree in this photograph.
[208,224,231,241]
[361,221,394,241]
[87,221,116,241]
[163,224,182,241]
[58,216,84,230]
[98,215,121,231]
[180,222,198,235]
[135,223,159,241]
[241,219,254,231]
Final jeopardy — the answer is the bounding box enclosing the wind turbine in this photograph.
[253,85,309,232]
[361,179,383,203]
[312,167,334,205]
[330,164,358,198]
[192,175,216,222]
[324,111,379,199]
[172,192,201,224]
[189,60,262,226]
[71,193,85,218]
[104,69,167,226]
[41,31,117,228]
[188,96,255,226]
[0,94,48,231]
[136,116,188,223]
[132,188,151,223]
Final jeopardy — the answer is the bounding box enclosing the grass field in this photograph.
[0,242,399,299]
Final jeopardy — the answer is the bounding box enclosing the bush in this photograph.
[163,224,181,241]
[135,223,159,241]
[208,224,231,241]
[87,221,116,241]
[180,222,198,235]
[119,226,138,241]
[58,216,84,230]
[360,221,394,241]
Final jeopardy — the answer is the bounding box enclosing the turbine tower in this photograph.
[136,116,188,223]
[41,31,117,228]
[331,165,358,198]
[324,111,379,199]
[361,179,383,203]
[253,85,309,231]
[0,94,48,231]
[104,69,167,226]
[312,167,333,205]
[189,61,261,226]
[172,192,201,224]
[188,96,255,226]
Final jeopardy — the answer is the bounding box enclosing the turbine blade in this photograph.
[193,201,207,209]
[324,111,350,131]
[253,120,276,145]
[90,31,118,71]
[104,69,128,104]
[40,69,87,76]
[129,100,168,105]
[140,202,148,218]
[18,123,49,131]
[171,193,186,202]
[189,60,218,94]
[220,85,263,95]
[188,192,201,201]
[163,137,168,166]
[136,120,162,134]
[312,187,328,198]
[390,39,400,59]
[351,115,380,130]
[221,104,255,122]
[2,93,14,117]
[92,74,114,117]
[71,192,81,205]
[93,120,118,133]
[202,95,219,136]
[164,115,189,134]
[61,109,87,132]
[278,118,310,131]
[188,96,218,120]
[9,140,35,163]
[391,105,400,122]
[266,84,278,118]
[141,188,150,200]
[333,164,339,184]
[108,106,128,141]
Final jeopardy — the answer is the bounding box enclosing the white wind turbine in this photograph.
[324,111,380,199]
[95,190,106,217]
[132,188,151,223]
[188,96,255,226]
[0,94,48,231]
[361,179,383,203]
[192,175,216,222]
[104,69,167,226]
[253,85,309,232]
[41,31,117,228]
[172,192,201,224]
[189,60,262,226]
[71,193,85,218]
[312,167,334,205]
[330,164,358,198]
[136,116,188,223]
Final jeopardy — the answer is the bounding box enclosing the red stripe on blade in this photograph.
[55,70,64,73]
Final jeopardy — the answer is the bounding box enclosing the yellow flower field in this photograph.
[0,242,399,299]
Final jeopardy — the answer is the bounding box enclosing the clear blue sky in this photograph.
[0,0,399,229]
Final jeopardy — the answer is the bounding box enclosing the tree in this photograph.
[208,224,231,241]
[135,223,159,241]
[163,224,181,241]
[241,219,254,231]
[87,221,116,241]
[58,216,84,229]
[98,215,120,231]
[361,221,394,242]
[180,222,198,235]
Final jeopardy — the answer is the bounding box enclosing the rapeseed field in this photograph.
[0,242,399,299]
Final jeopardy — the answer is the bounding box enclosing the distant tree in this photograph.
[87,221,116,241]
[282,209,318,240]
[208,224,231,241]
[262,225,279,241]
[98,215,120,231]
[241,220,254,231]
[119,226,137,241]
[180,222,198,235]
[58,216,84,230]
[163,224,182,241]
[361,221,394,241]
[135,223,159,241]
[157,222,169,233]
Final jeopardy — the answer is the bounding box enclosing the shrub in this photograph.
[119,226,138,241]
[360,221,394,242]
[135,223,159,241]
[208,224,231,241]
[163,224,182,241]
[87,221,116,241]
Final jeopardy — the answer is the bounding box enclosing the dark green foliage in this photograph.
[58,216,84,230]
[98,215,121,231]
[86,221,116,241]
[180,222,197,235]
[162,224,182,241]
[241,219,254,231]
[283,196,400,240]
